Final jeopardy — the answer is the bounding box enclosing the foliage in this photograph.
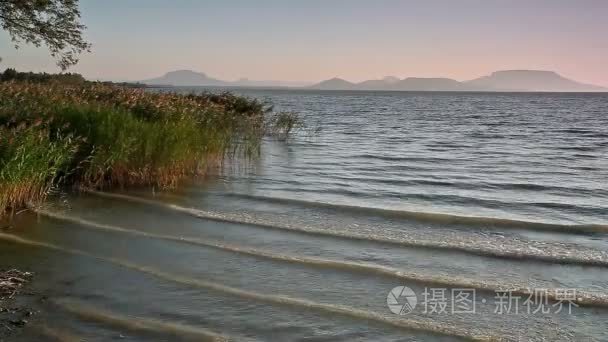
[0,67,86,83]
[0,68,152,88]
[0,0,90,70]
[0,81,276,215]
[0,122,78,214]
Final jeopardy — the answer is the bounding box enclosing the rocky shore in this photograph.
[0,269,34,340]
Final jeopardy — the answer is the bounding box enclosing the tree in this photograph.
[0,67,17,80]
[0,67,86,82]
[0,0,90,70]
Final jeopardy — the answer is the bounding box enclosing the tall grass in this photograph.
[0,123,78,214]
[266,111,304,141]
[0,81,275,215]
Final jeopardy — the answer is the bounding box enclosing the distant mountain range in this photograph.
[140,70,606,92]
[310,70,606,92]
[313,76,465,91]
[464,70,605,92]
[140,70,307,88]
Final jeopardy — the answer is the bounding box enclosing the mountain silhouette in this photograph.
[141,69,605,91]
[356,76,401,90]
[393,77,465,91]
[141,70,306,87]
[464,70,605,91]
[309,70,605,92]
[141,70,227,86]
[309,76,471,91]
[310,77,356,90]
[381,76,400,83]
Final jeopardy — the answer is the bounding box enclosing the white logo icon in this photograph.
[387,286,417,315]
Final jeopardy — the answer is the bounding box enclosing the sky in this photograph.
[1,0,607,86]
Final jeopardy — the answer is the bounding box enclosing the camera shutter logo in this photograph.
[387,286,417,315]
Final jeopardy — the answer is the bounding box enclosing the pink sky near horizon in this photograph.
[1,0,607,86]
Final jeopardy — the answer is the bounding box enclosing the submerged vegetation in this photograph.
[0,80,292,216]
[266,111,304,141]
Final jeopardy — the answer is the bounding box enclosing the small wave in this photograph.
[0,232,93,257]
[0,232,500,341]
[53,299,228,341]
[305,176,604,197]
[351,154,453,163]
[467,133,506,139]
[491,182,598,194]
[554,128,601,135]
[326,175,460,188]
[34,211,608,308]
[35,325,84,342]
[134,271,500,342]
[241,189,605,216]
[5,232,608,341]
[209,192,608,235]
[558,146,599,152]
[84,191,608,267]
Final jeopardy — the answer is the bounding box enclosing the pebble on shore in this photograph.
[1,269,33,335]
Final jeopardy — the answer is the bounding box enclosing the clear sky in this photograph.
[1,0,607,85]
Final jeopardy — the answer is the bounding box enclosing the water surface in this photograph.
[2,90,607,341]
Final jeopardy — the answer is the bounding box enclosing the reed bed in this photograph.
[0,81,272,215]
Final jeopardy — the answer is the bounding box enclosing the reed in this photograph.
[266,111,304,140]
[0,123,78,214]
[0,81,275,215]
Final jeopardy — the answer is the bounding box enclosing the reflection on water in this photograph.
[2,90,608,341]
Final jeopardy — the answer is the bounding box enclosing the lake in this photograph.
[2,89,608,341]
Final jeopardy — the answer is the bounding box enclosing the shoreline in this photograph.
[0,269,35,340]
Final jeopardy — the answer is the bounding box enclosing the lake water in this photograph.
[2,90,607,341]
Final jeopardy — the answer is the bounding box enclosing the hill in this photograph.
[141,69,606,92]
[140,70,308,87]
[309,70,606,92]
[464,70,605,92]
[309,77,356,90]
[141,70,227,86]
[392,77,466,91]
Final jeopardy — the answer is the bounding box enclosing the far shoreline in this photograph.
[148,84,608,94]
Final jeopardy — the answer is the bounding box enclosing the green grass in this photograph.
[0,81,276,215]
[0,123,77,214]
